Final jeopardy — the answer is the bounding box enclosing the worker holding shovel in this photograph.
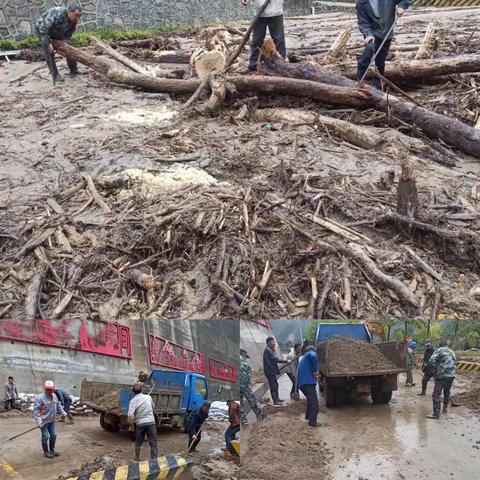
[185,402,210,454]
[356,0,411,89]
[33,381,67,459]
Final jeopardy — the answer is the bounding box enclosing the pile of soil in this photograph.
[57,454,121,479]
[88,389,122,413]
[264,399,309,417]
[452,373,480,412]
[324,337,399,375]
[0,409,27,418]
[193,454,239,480]
[239,403,332,480]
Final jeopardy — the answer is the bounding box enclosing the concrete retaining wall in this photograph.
[0,319,239,401]
[240,319,275,372]
[0,0,313,42]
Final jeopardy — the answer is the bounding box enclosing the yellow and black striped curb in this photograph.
[0,458,23,479]
[417,358,480,371]
[413,0,480,6]
[457,361,480,372]
[66,455,192,480]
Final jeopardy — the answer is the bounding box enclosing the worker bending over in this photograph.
[33,381,67,459]
[356,0,410,89]
[35,2,83,82]
[427,340,456,419]
[186,402,211,453]
[242,0,287,71]
[128,383,158,461]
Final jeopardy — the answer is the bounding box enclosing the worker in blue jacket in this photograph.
[297,347,321,427]
[356,0,411,89]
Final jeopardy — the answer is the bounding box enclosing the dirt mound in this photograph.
[193,453,239,480]
[239,405,332,480]
[264,399,308,417]
[0,409,27,418]
[323,337,399,375]
[452,373,480,412]
[57,454,121,479]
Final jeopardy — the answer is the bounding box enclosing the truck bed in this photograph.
[318,339,407,377]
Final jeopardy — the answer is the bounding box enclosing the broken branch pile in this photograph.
[1,166,479,321]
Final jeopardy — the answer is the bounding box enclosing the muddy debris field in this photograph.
[1,6,480,322]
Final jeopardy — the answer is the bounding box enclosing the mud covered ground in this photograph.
[451,370,480,412]
[241,368,480,480]
[0,414,231,480]
[1,7,480,321]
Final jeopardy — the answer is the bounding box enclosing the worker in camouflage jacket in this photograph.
[35,2,83,82]
[240,349,266,426]
[426,339,456,419]
[356,0,411,89]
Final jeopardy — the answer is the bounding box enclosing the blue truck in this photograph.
[81,369,209,433]
[316,323,407,408]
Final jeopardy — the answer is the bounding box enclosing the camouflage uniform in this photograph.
[240,357,263,425]
[429,346,456,416]
[35,7,79,76]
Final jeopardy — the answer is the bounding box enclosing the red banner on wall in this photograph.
[209,358,237,383]
[148,334,205,375]
[0,319,132,359]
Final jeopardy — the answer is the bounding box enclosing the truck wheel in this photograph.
[371,389,393,404]
[100,412,120,432]
[324,380,336,408]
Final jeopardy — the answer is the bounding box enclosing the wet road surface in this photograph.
[0,415,225,479]
[246,371,480,480]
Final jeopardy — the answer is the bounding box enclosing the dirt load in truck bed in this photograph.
[323,337,399,375]
[86,388,122,413]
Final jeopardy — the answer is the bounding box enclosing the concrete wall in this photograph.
[239,319,275,373]
[0,0,313,42]
[0,319,239,401]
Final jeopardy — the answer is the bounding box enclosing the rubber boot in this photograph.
[49,438,60,457]
[134,446,141,462]
[42,439,53,458]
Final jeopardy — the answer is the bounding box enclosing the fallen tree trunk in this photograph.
[259,40,480,158]
[53,41,372,107]
[333,53,480,82]
[251,107,430,153]
[91,36,150,75]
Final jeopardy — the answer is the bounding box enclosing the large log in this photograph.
[53,41,372,108]
[259,40,480,158]
[333,54,480,82]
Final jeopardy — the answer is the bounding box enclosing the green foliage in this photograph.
[0,27,177,51]
[303,320,321,346]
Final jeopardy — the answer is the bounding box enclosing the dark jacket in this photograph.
[422,347,435,373]
[53,389,70,406]
[356,0,411,40]
[35,7,77,46]
[186,407,208,434]
[263,346,284,377]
